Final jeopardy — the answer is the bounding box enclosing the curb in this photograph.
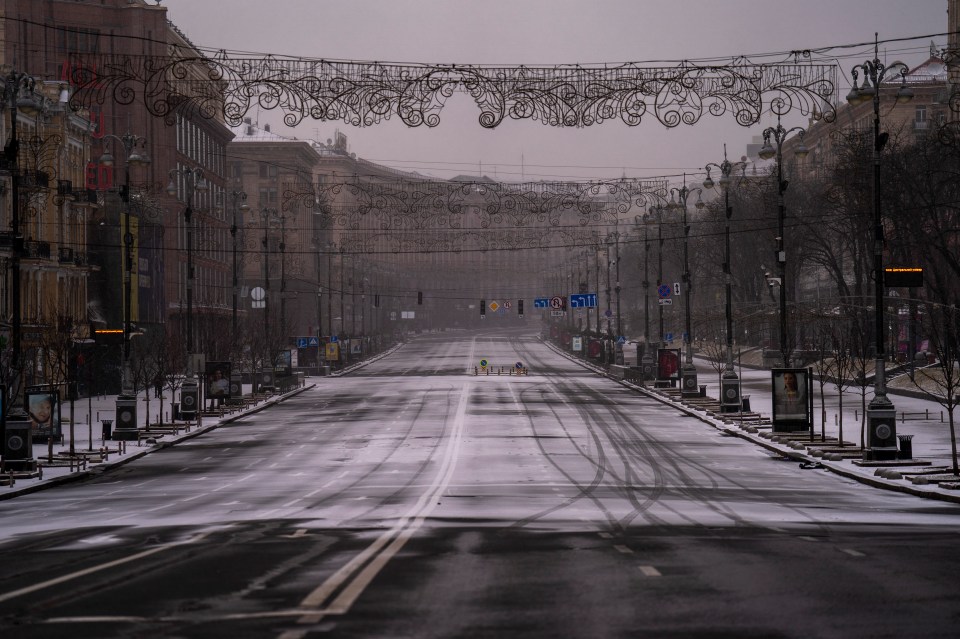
[542,339,960,506]
[0,383,315,501]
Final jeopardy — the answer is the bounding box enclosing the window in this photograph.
[56,28,100,55]
[915,105,928,130]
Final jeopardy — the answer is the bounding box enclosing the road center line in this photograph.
[297,382,471,619]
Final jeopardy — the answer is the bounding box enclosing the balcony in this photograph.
[58,247,74,263]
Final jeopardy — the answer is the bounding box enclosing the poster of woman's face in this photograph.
[26,390,60,440]
[205,361,232,398]
[772,369,808,422]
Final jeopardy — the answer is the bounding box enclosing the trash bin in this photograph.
[101,419,113,441]
[897,434,914,460]
[699,385,707,397]
[741,396,751,412]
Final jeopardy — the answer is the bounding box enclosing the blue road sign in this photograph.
[617,336,626,344]
[308,336,320,347]
[330,335,339,343]
[534,298,550,308]
[657,284,671,299]
[665,332,674,342]
[569,293,598,308]
[296,337,308,348]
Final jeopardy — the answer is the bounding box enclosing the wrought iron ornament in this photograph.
[283,178,668,230]
[68,50,837,129]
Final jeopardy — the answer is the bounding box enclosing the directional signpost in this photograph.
[569,293,598,308]
[534,298,550,309]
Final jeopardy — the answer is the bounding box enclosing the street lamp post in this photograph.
[167,167,208,419]
[100,133,149,439]
[704,145,747,413]
[635,212,657,381]
[227,190,249,348]
[669,177,705,398]
[251,207,280,388]
[847,33,913,460]
[2,68,41,469]
[610,226,623,364]
[758,117,808,369]
[227,190,248,394]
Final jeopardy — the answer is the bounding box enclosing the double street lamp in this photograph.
[668,178,704,398]
[704,145,747,412]
[758,117,808,369]
[847,34,913,460]
[100,133,149,439]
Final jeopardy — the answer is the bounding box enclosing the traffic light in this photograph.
[374,294,380,308]
[418,291,423,305]
[480,300,486,317]
[518,299,524,316]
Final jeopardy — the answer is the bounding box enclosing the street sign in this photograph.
[308,336,320,347]
[549,296,564,310]
[503,300,512,309]
[479,359,488,369]
[657,284,671,299]
[658,299,673,305]
[489,301,500,312]
[617,336,626,345]
[674,282,681,296]
[296,337,308,348]
[551,310,564,317]
[330,335,339,342]
[665,332,674,342]
[569,293,598,308]
[534,297,550,308]
[515,361,523,369]
[604,309,613,318]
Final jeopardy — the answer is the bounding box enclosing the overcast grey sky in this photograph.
[161,0,949,182]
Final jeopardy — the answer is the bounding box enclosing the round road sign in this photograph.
[657,284,671,299]
[550,296,563,309]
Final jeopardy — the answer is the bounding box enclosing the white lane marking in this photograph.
[797,536,819,542]
[614,545,633,554]
[0,532,211,604]
[297,382,471,619]
[840,548,865,557]
[598,532,613,539]
[639,565,662,577]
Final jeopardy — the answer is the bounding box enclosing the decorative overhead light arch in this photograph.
[283,177,669,232]
[67,49,838,129]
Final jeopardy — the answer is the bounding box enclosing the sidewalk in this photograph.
[0,343,403,500]
[0,383,311,500]
[565,343,960,505]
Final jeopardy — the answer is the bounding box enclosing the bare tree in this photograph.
[911,302,960,475]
